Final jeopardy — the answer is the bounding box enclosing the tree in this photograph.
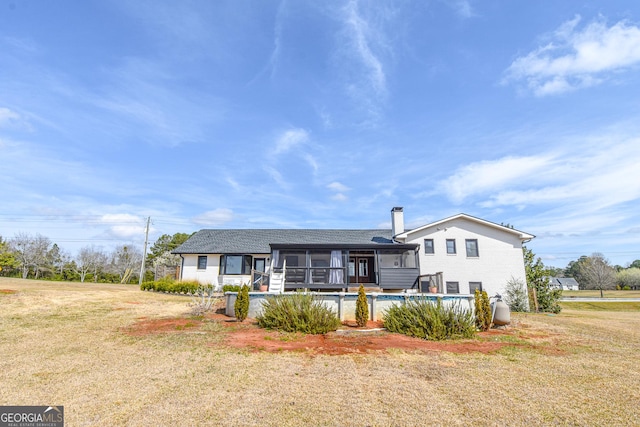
[147,233,191,263]
[110,245,142,284]
[47,243,71,278]
[355,284,369,327]
[10,232,37,279]
[147,233,191,280]
[75,246,107,283]
[523,246,561,313]
[503,277,529,312]
[628,260,640,269]
[564,256,588,288]
[0,236,17,274]
[616,268,640,290]
[579,253,616,298]
[234,285,249,321]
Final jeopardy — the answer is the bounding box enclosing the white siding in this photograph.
[180,253,270,288]
[402,217,527,296]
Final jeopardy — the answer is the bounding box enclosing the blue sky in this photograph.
[2,0,640,268]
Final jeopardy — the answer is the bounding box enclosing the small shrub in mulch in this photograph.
[383,298,476,341]
[257,292,341,334]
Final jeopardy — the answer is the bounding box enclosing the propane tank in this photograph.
[491,298,511,326]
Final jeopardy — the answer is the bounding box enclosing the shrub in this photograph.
[355,284,369,327]
[234,285,250,321]
[504,277,529,312]
[223,284,241,293]
[474,289,492,331]
[140,278,199,294]
[257,292,341,334]
[383,298,475,341]
[188,285,217,316]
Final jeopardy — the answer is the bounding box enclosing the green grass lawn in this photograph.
[562,289,640,298]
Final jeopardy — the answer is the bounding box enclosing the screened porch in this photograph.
[270,243,420,291]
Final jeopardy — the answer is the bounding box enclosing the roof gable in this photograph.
[394,213,535,241]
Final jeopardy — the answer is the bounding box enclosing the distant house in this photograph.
[548,277,579,291]
[172,208,534,297]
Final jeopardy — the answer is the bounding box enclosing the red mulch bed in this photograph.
[124,313,518,355]
[0,289,17,294]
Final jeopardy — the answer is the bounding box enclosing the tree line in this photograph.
[0,232,191,284]
[548,253,640,293]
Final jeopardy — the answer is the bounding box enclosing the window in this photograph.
[469,282,482,293]
[446,281,459,294]
[197,256,207,270]
[446,239,456,254]
[424,239,434,254]
[220,255,252,275]
[465,239,479,257]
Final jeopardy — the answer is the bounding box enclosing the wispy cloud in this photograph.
[327,181,350,202]
[192,208,235,226]
[0,107,22,128]
[436,155,554,204]
[435,133,640,222]
[444,0,474,19]
[333,0,394,123]
[273,128,309,154]
[504,15,640,96]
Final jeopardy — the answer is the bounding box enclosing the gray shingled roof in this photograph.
[172,229,394,254]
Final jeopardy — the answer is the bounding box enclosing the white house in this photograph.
[172,207,534,297]
[392,209,534,296]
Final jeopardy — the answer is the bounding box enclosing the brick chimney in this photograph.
[391,207,404,236]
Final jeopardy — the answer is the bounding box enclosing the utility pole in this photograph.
[139,216,150,286]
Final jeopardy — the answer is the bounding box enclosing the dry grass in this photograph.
[1,278,639,426]
[563,289,640,298]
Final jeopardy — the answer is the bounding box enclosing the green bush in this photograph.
[234,285,250,321]
[474,289,492,331]
[257,292,341,334]
[383,298,476,341]
[504,277,529,312]
[223,284,241,293]
[140,278,199,294]
[355,284,369,327]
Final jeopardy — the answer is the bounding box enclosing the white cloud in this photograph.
[331,193,348,202]
[504,16,640,96]
[327,181,350,192]
[437,155,553,204]
[438,134,640,222]
[0,107,24,129]
[100,214,146,238]
[192,208,234,226]
[343,0,387,96]
[273,128,309,154]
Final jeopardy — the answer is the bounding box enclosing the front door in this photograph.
[348,256,375,284]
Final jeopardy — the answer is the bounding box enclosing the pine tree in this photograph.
[234,284,250,321]
[355,284,369,327]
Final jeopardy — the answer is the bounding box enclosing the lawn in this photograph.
[562,289,640,298]
[1,278,639,426]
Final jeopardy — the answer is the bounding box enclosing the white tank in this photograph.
[492,300,511,326]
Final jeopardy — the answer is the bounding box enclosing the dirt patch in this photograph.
[0,289,17,294]
[220,326,513,355]
[124,315,533,355]
[124,317,203,336]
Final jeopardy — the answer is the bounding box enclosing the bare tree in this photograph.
[110,245,142,283]
[579,253,616,298]
[76,245,106,283]
[10,232,35,279]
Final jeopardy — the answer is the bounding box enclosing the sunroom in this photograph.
[269,243,420,291]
